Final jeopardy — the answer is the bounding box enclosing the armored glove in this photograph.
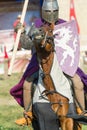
[14,23,25,33]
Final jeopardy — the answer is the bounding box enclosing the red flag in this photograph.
[69,0,80,33]
[4,46,8,59]
[4,46,10,68]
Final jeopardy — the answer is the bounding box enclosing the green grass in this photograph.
[0,73,32,130]
[0,72,87,130]
[0,106,30,130]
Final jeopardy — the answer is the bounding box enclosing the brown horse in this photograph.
[32,23,81,130]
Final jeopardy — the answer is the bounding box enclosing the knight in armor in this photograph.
[10,0,87,128]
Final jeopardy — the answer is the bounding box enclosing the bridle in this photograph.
[32,23,55,55]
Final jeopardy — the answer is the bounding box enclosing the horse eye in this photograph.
[39,29,42,32]
[41,34,45,37]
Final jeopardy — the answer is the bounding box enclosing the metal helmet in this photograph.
[42,0,59,23]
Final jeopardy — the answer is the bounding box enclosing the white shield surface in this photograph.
[54,20,80,77]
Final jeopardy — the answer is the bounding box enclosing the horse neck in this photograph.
[38,51,55,91]
[39,51,60,105]
[39,51,54,74]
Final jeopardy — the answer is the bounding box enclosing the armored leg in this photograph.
[23,80,32,110]
[14,80,32,126]
[71,74,85,112]
[23,71,39,110]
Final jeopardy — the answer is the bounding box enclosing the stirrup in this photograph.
[23,111,33,125]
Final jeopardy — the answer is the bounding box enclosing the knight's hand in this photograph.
[14,23,25,33]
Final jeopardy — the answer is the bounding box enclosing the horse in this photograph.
[32,23,82,130]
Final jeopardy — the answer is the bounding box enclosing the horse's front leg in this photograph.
[58,103,82,130]
[57,98,74,130]
[59,116,74,130]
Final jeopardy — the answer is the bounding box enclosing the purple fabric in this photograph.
[35,18,66,28]
[76,67,87,92]
[10,78,25,107]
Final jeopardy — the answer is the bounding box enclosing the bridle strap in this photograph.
[41,31,48,48]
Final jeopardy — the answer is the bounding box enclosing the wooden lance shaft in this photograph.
[8,0,29,76]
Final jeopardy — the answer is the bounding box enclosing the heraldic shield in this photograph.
[54,20,80,77]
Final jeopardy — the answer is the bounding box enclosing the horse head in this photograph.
[32,23,55,55]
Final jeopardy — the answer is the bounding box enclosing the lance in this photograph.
[8,0,29,76]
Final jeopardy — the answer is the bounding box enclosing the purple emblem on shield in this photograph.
[54,20,80,77]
